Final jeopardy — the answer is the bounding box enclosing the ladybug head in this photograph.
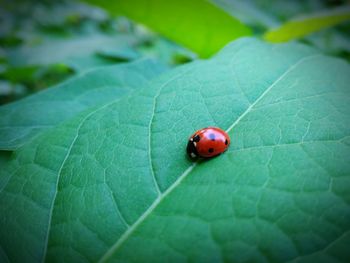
[186,138,198,159]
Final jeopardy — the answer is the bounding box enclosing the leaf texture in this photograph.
[0,38,349,263]
[0,59,167,150]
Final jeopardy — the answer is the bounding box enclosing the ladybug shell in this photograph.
[187,127,230,158]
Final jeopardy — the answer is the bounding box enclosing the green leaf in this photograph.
[264,5,350,42]
[65,52,139,73]
[86,0,251,58]
[1,38,350,263]
[6,34,140,68]
[137,38,197,66]
[0,59,167,150]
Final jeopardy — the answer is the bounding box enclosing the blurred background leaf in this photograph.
[211,0,350,59]
[85,0,252,58]
[264,5,350,42]
[0,0,195,104]
[6,34,141,67]
[1,0,350,106]
[212,0,336,32]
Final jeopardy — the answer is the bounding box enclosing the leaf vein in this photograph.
[41,102,118,263]
[229,136,349,153]
[97,54,321,262]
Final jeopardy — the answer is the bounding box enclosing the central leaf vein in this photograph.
[97,54,321,262]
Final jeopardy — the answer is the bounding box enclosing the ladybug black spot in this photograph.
[208,148,214,153]
[225,139,228,145]
[193,135,201,142]
[208,133,216,141]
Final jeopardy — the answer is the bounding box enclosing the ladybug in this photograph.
[186,127,230,159]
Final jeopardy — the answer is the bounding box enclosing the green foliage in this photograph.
[86,0,251,58]
[6,34,140,68]
[212,0,337,31]
[1,38,349,263]
[0,59,167,150]
[1,1,350,263]
[302,24,350,54]
[213,0,350,59]
[0,1,193,104]
[211,0,280,31]
[265,5,350,42]
[2,0,349,105]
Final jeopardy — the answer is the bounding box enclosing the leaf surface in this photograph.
[0,59,167,150]
[1,38,350,263]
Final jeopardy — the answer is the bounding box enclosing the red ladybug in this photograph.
[187,127,230,159]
